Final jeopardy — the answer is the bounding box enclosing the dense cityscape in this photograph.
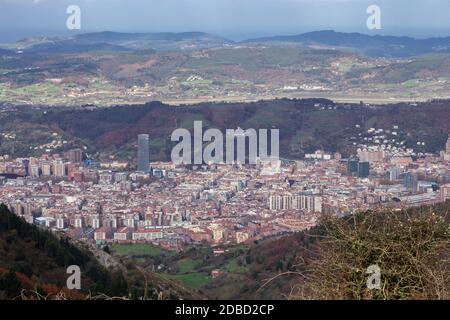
[1,0,449,306]
[1,131,449,251]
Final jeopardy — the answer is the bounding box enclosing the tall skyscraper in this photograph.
[137,134,150,172]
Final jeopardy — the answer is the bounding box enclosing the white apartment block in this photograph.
[269,194,322,213]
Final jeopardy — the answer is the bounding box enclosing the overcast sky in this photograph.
[1,0,450,42]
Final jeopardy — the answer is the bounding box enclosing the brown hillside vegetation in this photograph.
[290,202,450,300]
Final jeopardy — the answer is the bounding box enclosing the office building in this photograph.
[403,172,418,193]
[347,158,359,175]
[22,159,30,176]
[137,134,150,172]
[358,162,370,178]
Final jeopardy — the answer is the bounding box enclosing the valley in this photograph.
[1,31,450,106]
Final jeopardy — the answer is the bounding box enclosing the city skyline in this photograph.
[2,130,449,247]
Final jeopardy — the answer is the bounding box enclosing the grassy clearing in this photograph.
[160,272,212,289]
[175,258,200,274]
[112,243,170,257]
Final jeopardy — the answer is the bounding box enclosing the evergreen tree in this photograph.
[0,270,22,298]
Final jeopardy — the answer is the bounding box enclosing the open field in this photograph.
[112,243,172,257]
[159,272,212,290]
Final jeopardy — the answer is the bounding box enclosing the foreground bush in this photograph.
[292,203,449,300]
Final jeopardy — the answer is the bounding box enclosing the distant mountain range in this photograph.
[2,30,450,57]
[3,31,233,53]
[244,30,450,57]
[0,48,13,55]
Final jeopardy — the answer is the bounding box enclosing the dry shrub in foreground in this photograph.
[291,205,449,300]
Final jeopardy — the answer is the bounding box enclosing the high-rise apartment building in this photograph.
[66,149,83,163]
[269,193,322,213]
[41,162,52,176]
[29,164,40,177]
[53,160,66,177]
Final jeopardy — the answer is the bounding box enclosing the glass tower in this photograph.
[137,134,150,172]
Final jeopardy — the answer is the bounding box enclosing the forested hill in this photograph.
[0,205,196,300]
[1,99,450,162]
